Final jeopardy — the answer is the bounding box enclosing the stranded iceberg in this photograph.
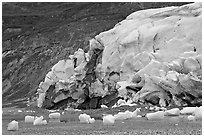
[35,2,202,109]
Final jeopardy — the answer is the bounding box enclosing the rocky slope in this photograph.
[2,2,193,108]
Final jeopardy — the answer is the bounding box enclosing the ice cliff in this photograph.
[36,2,202,109]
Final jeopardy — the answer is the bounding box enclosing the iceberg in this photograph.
[25,115,35,123]
[78,113,91,124]
[103,115,115,125]
[164,108,180,116]
[146,111,164,120]
[49,112,61,119]
[7,120,18,131]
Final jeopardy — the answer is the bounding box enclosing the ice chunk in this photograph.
[103,115,115,125]
[160,107,167,111]
[132,108,140,118]
[164,108,180,116]
[79,113,91,124]
[42,120,47,125]
[114,110,134,120]
[180,107,197,115]
[18,110,22,113]
[124,110,133,118]
[33,116,46,125]
[166,71,179,81]
[7,120,18,131]
[155,106,160,111]
[146,111,164,120]
[89,118,95,124]
[37,92,46,108]
[114,112,127,120]
[137,115,142,118]
[194,106,202,120]
[74,109,82,112]
[187,115,195,121]
[117,98,126,106]
[49,112,61,119]
[149,106,154,111]
[25,115,35,123]
[101,105,108,108]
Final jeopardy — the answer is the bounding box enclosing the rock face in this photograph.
[35,2,202,109]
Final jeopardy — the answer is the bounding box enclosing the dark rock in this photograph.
[144,95,160,106]
[131,75,142,83]
[98,91,118,106]
[109,71,120,77]
[77,98,91,110]
[49,97,76,110]
[46,85,56,99]
[42,98,54,109]
[126,85,142,92]
[42,85,56,109]
[105,97,123,107]
[83,49,103,83]
[89,97,101,109]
